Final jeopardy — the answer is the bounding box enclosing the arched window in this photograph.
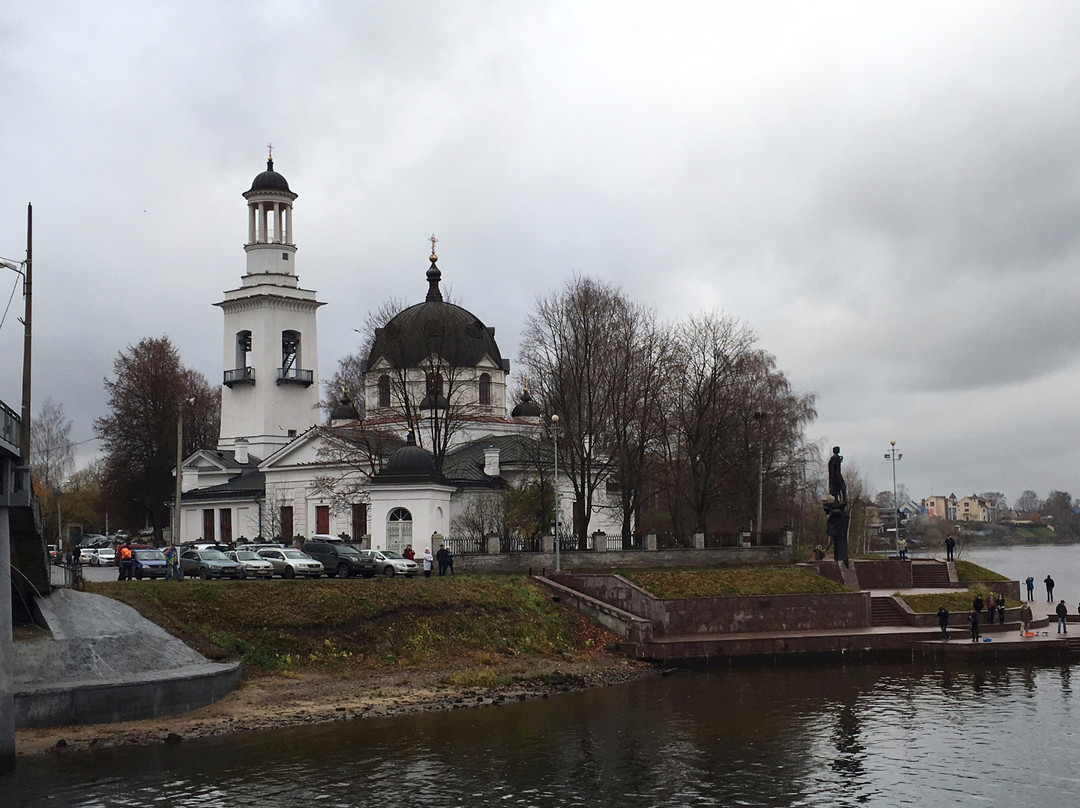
[425,372,444,396]
[478,373,492,406]
[378,375,391,408]
[387,507,413,552]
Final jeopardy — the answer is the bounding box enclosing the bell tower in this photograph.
[214,152,324,460]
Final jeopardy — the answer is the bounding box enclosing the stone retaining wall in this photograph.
[458,545,789,573]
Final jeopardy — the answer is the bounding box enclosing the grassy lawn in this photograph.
[86,575,586,673]
[625,567,852,599]
[903,589,1018,613]
[954,559,1010,582]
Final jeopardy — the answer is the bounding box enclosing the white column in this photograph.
[284,205,292,245]
[273,203,282,243]
[259,203,268,244]
[248,204,256,244]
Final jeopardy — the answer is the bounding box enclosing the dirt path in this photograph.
[16,653,655,758]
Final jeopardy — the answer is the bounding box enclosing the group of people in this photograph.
[402,537,455,577]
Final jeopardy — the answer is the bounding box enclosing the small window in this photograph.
[378,375,391,408]
[288,429,297,438]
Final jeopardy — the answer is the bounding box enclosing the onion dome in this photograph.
[511,387,542,419]
[249,157,291,193]
[329,394,360,422]
[366,250,508,373]
[384,430,436,475]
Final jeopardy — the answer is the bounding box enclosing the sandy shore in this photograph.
[15,652,655,758]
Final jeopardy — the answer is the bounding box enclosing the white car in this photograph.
[257,548,324,579]
[358,550,419,578]
[81,547,116,566]
[227,550,276,579]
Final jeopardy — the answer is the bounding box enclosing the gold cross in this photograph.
[429,234,438,260]
[267,142,274,161]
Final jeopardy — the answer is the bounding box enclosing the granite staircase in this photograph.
[910,561,952,588]
[871,596,909,627]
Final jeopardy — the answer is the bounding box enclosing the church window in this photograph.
[426,372,444,396]
[282,252,289,260]
[479,373,491,406]
[378,375,391,408]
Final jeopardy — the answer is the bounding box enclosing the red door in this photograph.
[280,506,293,542]
[203,509,215,541]
[220,510,232,544]
[316,505,330,535]
[351,503,368,540]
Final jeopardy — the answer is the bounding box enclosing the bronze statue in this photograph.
[828,446,846,503]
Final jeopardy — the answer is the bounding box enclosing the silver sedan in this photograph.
[227,550,276,579]
[256,548,324,579]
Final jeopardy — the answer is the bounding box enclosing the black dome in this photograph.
[329,395,359,421]
[511,390,542,418]
[367,260,505,371]
[385,432,435,475]
[249,159,291,193]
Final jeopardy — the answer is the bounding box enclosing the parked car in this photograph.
[133,548,168,580]
[227,550,276,579]
[301,541,376,578]
[78,534,109,549]
[81,547,116,566]
[256,548,324,579]
[179,549,242,580]
[357,550,418,578]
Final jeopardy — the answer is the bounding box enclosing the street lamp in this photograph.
[884,441,903,557]
[173,397,195,546]
[753,411,766,544]
[551,413,561,573]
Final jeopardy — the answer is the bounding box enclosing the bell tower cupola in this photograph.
[242,144,299,281]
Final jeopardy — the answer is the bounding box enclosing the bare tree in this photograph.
[310,422,401,512]
[451,490,507,540]
[519,276,632,546]
[1014,489,1041,514]
[30,398,75,539]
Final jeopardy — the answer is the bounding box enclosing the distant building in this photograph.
[921,493,996,523]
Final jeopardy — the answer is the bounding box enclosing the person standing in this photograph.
[1045,575,1055,602]
[996,595,1005,625]
[970,609,981,642]
[445,547,455,576]
[937,606,950,640]
[1019,602,1033,637]
[987,592,997,624]
[945,535,956,561]
[163,544,180,581]
[422,548,434,578]
[973,593,984,625]
[1026,576,1035,601]
[117,541,134,581]
[1056,600,1068,633]
[897,536,908,561]
[436,544,449,576]
[403,544,415,561]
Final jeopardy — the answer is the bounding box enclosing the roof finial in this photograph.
[523,375,529,393]
[425,233,443,302]
[267,142,274,171]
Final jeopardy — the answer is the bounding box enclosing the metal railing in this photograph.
[277,367,314,386]
[0,398,20,455]
[223,367,255,386]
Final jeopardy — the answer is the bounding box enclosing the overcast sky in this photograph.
[2,1,1079,507]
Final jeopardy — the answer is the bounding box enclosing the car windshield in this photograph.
[337,546,361,556]
[282,550,311,559]
[235,551,262,560]
[135,550,165,560]
[381,551,404,559]
[200,550,230,560]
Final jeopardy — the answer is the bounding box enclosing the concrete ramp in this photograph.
[13,589,241,728]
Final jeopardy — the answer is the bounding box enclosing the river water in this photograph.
[4,544,1079,808]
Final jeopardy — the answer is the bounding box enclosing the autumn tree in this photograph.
[1014,490,1041,514]
[94,336,219,539]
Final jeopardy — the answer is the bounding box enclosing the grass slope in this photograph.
[87,576,591,674]
[626,568,851,599]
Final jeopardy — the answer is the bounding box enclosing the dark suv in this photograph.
[301,541,376,578]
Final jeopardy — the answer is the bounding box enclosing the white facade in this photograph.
[215,159,324,460]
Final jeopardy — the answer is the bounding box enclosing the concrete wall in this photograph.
[15,662,242,728]
[551,573,872,635]
[456,546,790,574]
[851,560,913,589]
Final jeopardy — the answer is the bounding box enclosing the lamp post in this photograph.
[173,401,183,547]
[884,441,902,556]
[753,411,766,544]
[551,413,561,573]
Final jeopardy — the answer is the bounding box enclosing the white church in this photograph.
[176,158,621,551]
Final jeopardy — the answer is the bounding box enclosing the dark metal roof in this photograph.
[366,260,508,372]
[369,432,450,486]
[181,468,266,502]
[510,390,542,418]
[249,159,292,193]
[441,434,549,485]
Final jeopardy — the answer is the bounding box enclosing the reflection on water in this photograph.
[4,663,1079,808]
[5,543,1080,808]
